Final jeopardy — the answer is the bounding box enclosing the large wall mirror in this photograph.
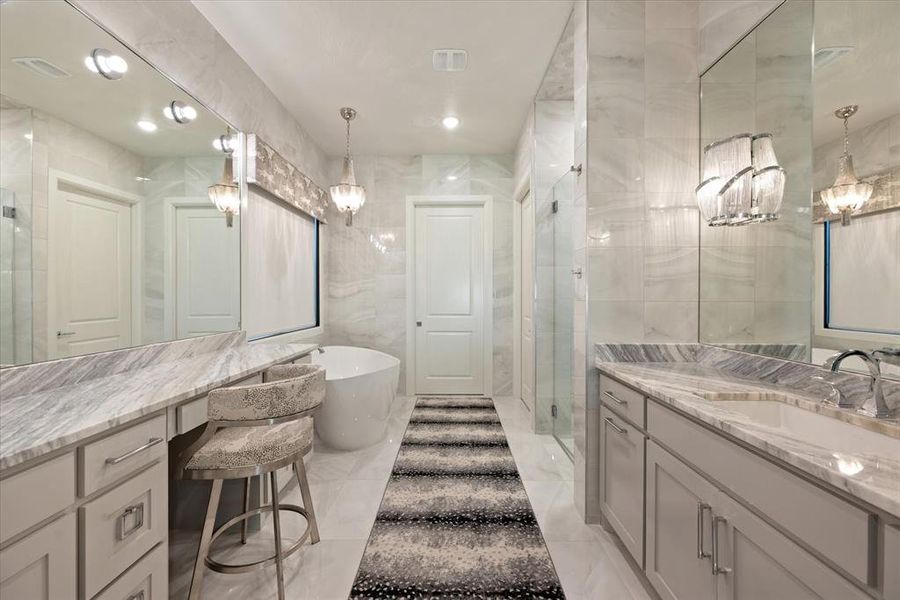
[699,0,900,376]
[0,0,242,366]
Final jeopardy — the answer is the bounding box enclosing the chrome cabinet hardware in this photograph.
[56,331,76,337]
[696,502,712,559]
[117,503,145,540]
[105,437,164,465]
[604,417,627,435]
[127,591,145,600]
[712,515,732,575]
[604,390,627,405]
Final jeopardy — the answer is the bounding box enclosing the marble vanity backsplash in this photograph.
[0,331,245,399]
[596,343,900,413]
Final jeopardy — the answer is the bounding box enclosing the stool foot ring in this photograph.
[204,503,312,574]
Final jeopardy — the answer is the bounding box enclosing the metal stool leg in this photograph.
[189,479,223,600]
[293,461,320,544]
[270,471,286,600]
[241,477,250,544]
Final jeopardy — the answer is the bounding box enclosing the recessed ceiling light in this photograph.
[84,48,128,80]
[446,175,458,181]
[135,176,152,182]
[441,116,460,130]
[432,49,467,72]
[136,120,158,132]
[163,100,197,124]
[213,135,237,153]
[814,46,854,69]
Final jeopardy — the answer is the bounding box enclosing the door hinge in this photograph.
[1,206,15,219]
[551,200,559,214]
[551,404,558,418]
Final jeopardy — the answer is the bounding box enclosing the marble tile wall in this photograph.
[699,0,813,353]
[699,0,782,72]
[574,0,701,522]
[0,103,32,365]
[323,154,515,396]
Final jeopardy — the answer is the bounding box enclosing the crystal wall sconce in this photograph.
[696,133,785,227]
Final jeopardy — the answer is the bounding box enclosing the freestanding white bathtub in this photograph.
[310,346,400,451]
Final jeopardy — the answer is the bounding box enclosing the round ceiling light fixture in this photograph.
[84,48,128,80]
[136,120,158,133]
[163,101,197,124]
[441,116,460,130]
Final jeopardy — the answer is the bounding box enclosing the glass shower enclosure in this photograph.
[535,171,574,457]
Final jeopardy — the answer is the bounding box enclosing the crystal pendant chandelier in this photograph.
[820,105,872,226]
[329,107,366,226]
[696,133,785,227]
[208,129,240,227]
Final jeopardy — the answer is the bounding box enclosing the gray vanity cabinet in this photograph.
[645,441,718,600]
[0,513,77,599]
[599,405,645,567]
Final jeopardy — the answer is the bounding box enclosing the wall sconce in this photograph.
[820,105,872,226]
[208,129,239,227]
[329,107,366,226]
[696,133,785,227]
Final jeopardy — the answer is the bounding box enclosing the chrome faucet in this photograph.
[823,349,894,419]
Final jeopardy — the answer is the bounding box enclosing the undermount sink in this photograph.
[706,397,899,459]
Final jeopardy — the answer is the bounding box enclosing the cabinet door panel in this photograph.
[600,406,644,565]
[716,494,870,600]
[0,514,76,600]
[646,441,717,600]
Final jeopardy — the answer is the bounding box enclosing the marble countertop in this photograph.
[595,360,900,517]
[0,342,318,471]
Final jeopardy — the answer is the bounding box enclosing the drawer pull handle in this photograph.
[712,515,732,575]
[604,417,627,435]
[127,591,145,600]
[696,502,711,559]
[106,437,164,465]
[604,390,627,405]
[118,503,145,540]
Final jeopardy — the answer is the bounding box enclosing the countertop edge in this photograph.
[595,361,900,518]
[0,344,317,472]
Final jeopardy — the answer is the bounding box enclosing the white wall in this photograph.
[699,0,782,71]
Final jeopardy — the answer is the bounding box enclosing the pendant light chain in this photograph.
[346,117,352,159]
[843,116,849,155]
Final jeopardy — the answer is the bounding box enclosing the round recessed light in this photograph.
[441,116,460,130]
[213,135,236,153]
[136,120,158,133]
[85,48,128,80]
[446,175,458,181]
[163,101,197,124]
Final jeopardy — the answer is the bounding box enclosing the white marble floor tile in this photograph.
[316,478,387,540]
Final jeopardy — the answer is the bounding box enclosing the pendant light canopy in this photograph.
[208,129,240,227]
[329,107,366,226]
[820,105,872,226]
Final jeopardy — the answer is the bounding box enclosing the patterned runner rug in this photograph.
[349,396,566,599]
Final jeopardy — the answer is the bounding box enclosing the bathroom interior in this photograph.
[0,0,898,599]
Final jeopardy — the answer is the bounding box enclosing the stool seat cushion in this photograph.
[185,417,313,473]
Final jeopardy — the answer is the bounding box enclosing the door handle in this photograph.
[696,502,711,559]
[57,331,76,337]
[712,515,732,575]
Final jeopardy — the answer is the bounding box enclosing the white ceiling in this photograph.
[814,0,900,145]
[0,0,229,158]
[192,0,573,156]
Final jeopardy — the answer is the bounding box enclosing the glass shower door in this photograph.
[550,172,574,456]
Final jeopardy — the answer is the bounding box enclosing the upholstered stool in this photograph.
[177,363,325,600]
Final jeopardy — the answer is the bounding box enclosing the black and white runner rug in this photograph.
[349,397,566,599]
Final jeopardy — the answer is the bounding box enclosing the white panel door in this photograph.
[520,193,535,412]
[175,206,240,337]
[415,205,486,395]
[51,188,132,358]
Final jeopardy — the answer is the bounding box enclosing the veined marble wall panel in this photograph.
[324,154,514,396]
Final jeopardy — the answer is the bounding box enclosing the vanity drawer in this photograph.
[599,406,645,567]
[80,460,167,599]
[176,396,208,435]
[94,541,167,600]
[80,415,166,497]
[0,452,75,544]
[599,374,645,429]
[647,400,873,584]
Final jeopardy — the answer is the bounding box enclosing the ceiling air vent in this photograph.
[432,49,467,72]
[814,46,854,69]
[11,57,72,79]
